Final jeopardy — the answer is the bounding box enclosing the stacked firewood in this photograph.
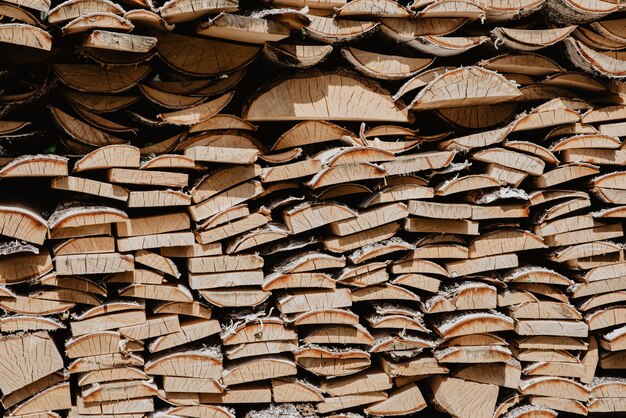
[1,0,626,416]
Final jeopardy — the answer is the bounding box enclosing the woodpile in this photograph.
[1,0,626,417]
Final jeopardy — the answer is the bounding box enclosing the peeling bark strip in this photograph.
[3,0,626,417]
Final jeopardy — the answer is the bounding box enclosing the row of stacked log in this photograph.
[1,0,626,416]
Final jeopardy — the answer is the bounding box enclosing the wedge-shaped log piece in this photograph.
[272,120,355,151]
[271,378,323,403]
[381,18,468,45]
[48,0,124,24]
[515,319,588,337]
[185,146,258,165]
[551,134,621,151]
[157,33,259,77]
[72,144,139,172]
[161,376,223,394]
[84,30,156,53]
[0,155,68,178]
[263,42,333,69]
[51,177,129,202]
[244,70,410,122]
[0,371,66,410]
[308,163,386,188]
[455,360,521,389]
[492,26,575,51]
[190,180,263,222]
[127,190,191,208]
[0,206,47,245]
[436,174,501,196]
[51,106,128,147]
[0,332,63,394]
[157,91,233,126]
[192,165,262,203]
[283,201,355,234]
[473,148,545,175]
[75,396,153,414]
[364,383,426,416]
[276,288,351,314]
[6,0,50,12]
[200,288,270,307]
[0,23,51,50]
[435,345,512,363]
[81,379,157,403]
[145,349,221,378]
[151,318,220,352]
[54,64,149,93]
[190,270,263,289]
[154,300,211,318]
[261,159,321,183]
[159,0,237,23]
[544,224,623,247]
[263,272,335,290]
[188,254,263,274]
[139,152,193,170]
[510,301,581,320]
[66,331,126,358]
[416,0,485,19]
[296,346,370,377]
[423,282,497,313]
[430,377,498,418]
[304,323,373,346]
[190,114,257,133]
[544,0,616,24]
[469,229,545,258]
[317,392,388,414]
[0,249,52,285]
[410,67,522,110]
[108,268,164,285]
[11,381,71,415]
[342,47,433,80]
[119,314,180,341]
[435,311,514,338]
[337,0,410,16]
[446,254,518,277]
[565,38,626,78]
[69,353,143,374]
[119,283,193,302]
[61,12,133,36]
[380,354,447,377]
[408,35,488,56]
[352,283,420,303]
[117,212,189,238]
[221,317,294,346]
[226,224,289,253]
[196,210,269,244]
[198,14,290,44]
[168,405,235,417]
[480,52,563,75]
[586,306,626,331]
[0,316,63,333]
[535,163,600,188]
[408,200,471,219]
[349,239,413,264]
[55,253,133,275]
[324,222,400,253]
[0,294,74,315]
[107,168,188,188]
[284,308,359,326]
[381,151,455,176]
[392,257,449,277]
[319,369,390,397]
[520,377,590,402]
[305,14,378,44]
[70,311,145,338]
[223,356,296,385]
